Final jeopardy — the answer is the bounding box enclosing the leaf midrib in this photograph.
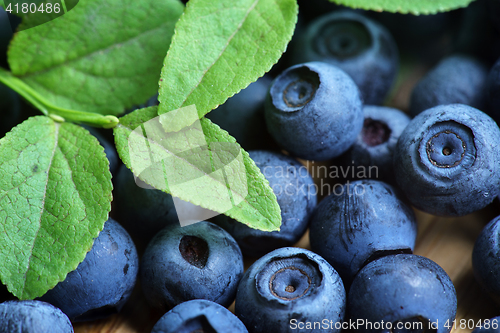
[16,19,172,80]
[21,120,60,299]
[162,0,260,113]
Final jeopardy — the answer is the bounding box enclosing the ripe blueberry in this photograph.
[394,104,500,216]
[40,218,139,322]
[348,254,457,333]
[265,61,363,161]
[151,299,248,333]
[140,221,244,311]
[309,179,417,283]
[235,247,346,333]
[291,10,399,105]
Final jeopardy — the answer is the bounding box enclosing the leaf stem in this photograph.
[0,68,119,128]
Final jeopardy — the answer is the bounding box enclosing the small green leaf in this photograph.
[329,0,474,14]
[8,0,184,116]
[114,106,281,232]
[0,116,112,299]
[157,0,297,120]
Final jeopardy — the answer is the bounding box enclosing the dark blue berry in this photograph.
[151,299,248,333]
[309,179,417,283]
[291,10,399,105]
[265,61,363,161]
[235,247,346,333]
[140,221,243,311]
[335,105,410,183]
[348,254,457,333]
[409,55,488,117]
[472,215,500,305]
[394,104,500,216]
[40,218,138,322]
[0,300,73,333]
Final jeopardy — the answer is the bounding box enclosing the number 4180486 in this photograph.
[444,319,499,330]
[5,2,61,14]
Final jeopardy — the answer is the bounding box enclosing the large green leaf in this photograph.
[0,116,112,299]
[7,0,184,116]
[330,0,474,14]
[157,0,297,121]
[114,106,281,232]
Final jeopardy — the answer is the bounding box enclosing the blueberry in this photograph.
[472,215,500,305]
[348,254,457,333]
[40,218,138,322]
[213,150,317,257]
[0,300,73,333]
[265,61,363,161]
[140,221,244,311]
[409,55,488,117]
[393,104,500,216]
[335,105,410,183]
[151,299,248,333]
[486,57,500,124]
[290,10,399,105]
[112,164,179,249]
[206,76,276,150]
[472,316,500,333]
[235,247,346,333]
[309,179,417,284]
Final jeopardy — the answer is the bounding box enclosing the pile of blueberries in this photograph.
[4,1,500,332]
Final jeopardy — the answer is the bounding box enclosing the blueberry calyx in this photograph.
[270,65,320,112]
[362,118,391,147]
[314,20,372,59]
[179,236,209,269]
[426,130,466,168]
[417,120,476,178]
[256,254,322,303]
[283,79,317,108]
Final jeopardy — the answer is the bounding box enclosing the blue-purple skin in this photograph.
[112,164,179,248]
[140,221,244,311]
[213,150,317,257]
[472,215,500,306]
[348,254,457,333]
[487,57,500,124]
[0,300,73,333]
[393,104,500,217]
[335,105,410,183]
[151,300,248,333]
[40,219,138,322]
[409,55,488,117]
[235,247,346,333]
[265,61,363,161]
[472,316,500,333]
[309,179,417,284]
[290,10,399,105]
[206,76,274,150]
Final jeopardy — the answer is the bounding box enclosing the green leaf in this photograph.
[329,0,474,14]
[0,116,112,299]
[7,0,184,116]
[157,0,297,120]
[114,105,281,232]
